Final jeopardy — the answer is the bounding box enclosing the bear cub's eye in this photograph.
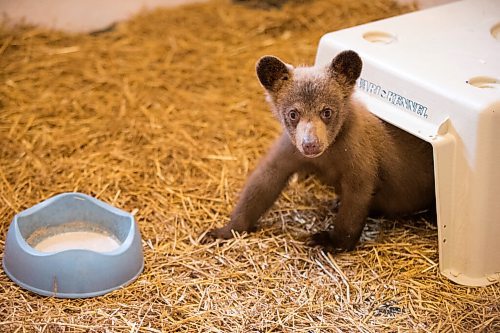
[288,109,299,121]
[321,108,333,120]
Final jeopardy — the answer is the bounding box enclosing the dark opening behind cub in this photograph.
[207,50,435,251]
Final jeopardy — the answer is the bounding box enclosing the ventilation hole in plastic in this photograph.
[491,22,500,41]
[467,76,500,89]
[362,31,396,44]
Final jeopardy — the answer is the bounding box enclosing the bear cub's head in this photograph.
[256,50,362,158]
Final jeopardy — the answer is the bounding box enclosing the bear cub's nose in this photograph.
[302,137,321,156]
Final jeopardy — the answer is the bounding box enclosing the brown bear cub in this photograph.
[207,50,435,251]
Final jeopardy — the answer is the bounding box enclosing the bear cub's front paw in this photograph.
[310,230,357,252]
[200,226,234,244]
[210,226,236,239]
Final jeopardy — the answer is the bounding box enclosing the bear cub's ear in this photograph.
[329,50,362,87]
[256,56,291,92]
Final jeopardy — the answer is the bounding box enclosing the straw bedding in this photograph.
[0,0,498,332]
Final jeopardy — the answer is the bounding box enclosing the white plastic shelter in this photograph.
[315,0,500,286]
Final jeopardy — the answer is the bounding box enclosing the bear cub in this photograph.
[207,50,435,251]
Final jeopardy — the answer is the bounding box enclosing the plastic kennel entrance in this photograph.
[315,0,500,286]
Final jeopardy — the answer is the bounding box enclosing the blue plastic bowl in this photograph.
[2,192,144,298]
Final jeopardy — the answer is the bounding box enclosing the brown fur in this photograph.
[206,50,435,251]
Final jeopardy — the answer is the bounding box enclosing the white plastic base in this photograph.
[315,0,500,286]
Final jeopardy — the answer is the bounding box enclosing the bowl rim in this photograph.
[14,192,136,256]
